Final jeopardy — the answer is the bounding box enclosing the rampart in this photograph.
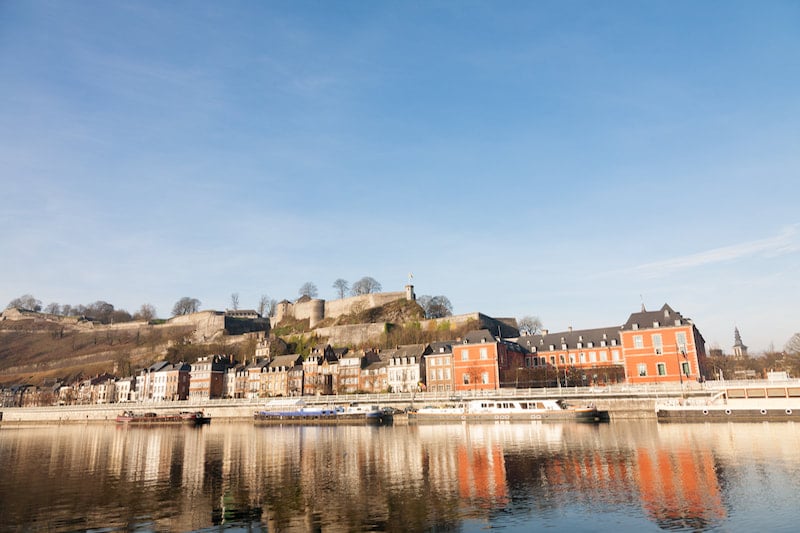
[272,285,416,328]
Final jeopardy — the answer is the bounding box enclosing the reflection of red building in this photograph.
[456,436,508,507]
[636,446,725,528]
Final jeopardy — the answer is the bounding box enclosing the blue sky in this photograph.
[1,1,798,353]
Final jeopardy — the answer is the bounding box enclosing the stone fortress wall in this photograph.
[272,285,416,328]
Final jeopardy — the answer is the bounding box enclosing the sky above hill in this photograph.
[1,1,798,353]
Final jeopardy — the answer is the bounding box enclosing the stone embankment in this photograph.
[0,388,711,425]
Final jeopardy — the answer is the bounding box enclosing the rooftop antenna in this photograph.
[640,294,646,312]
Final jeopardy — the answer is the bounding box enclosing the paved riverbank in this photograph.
[0,387,715,425]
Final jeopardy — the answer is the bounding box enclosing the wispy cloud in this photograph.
[631,224,800,278]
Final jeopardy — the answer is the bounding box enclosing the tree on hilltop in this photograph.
[133,303,157,322]
[351,277,382,296]
[298,282,319,299]
[172,297,201,316]
[332,279,349,299]
[258,294,277,317]
[230,293,240,311]
[518,315,543,336]
[418,295,453,319]
[6,294,42,312]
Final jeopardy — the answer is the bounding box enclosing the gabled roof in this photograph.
[462,329,497,345]
[270,354,303,369]
[392,344,432,358]
[518,326,622,352]
[622,303,691,331]
[429,341,453,355]
[146,361,171,373]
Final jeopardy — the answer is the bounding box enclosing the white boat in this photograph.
[254,400,391,425]
[656,384,800,422]
[408,399,607,423]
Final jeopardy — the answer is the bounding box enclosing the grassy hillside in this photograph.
[0,318,195,386]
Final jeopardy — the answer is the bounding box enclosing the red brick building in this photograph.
[620,304,708,384]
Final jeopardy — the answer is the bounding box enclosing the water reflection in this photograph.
[1,421,799,531]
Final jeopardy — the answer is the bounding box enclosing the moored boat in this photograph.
[656,385,800,422]
[116,410,211,426]
[407,399,607,423]
[254,400,391,425]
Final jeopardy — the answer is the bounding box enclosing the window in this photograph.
[638,363,647,377]
[653,334,663,355]
[461,349,469,361]
[482,372,489,384]
[657,363,666,376]
[600,351,608,362]
[633,335,644,348]
[676,332,688,353]
[681,362,691,376]
[589,351,597,363]
[463,374,470,385]
[550,356,556,365]
[612,350,620,361]
[559,354,566,364]
[480,348,488,360]
[579,352,586,363]
[569,354,576,364]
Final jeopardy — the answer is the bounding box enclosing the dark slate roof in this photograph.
[393,344,432,358]
[270,354,302,369]
[461,329,497,345]
[622,303,691,331]
[429,341,453,355]
[518,326,622,353]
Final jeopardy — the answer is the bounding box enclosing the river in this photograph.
[1,420,798,532]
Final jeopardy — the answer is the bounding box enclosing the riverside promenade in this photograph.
[0,381,747,425]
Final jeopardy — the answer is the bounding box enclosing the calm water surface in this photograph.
[1,420,799,532]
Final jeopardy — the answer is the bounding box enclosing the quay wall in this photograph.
[0,390,706,425]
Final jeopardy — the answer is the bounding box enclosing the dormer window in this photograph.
[675,320,681,326]
[561,343,567,350]
[632,323,639,330]
[601,340,607,347]
[549,344,555,351]
[653,321,660,328]
[576,342,583,349]
[587,341,594,348]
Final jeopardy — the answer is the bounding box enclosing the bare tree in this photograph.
[133,303,157,322]
[518,315,543,336]
[786,333,800,354]
[172,297,201,316]
[298,282,318,298]
[6,294,42,311]
[418,295,453,318]
[351,276,382,296]
[332,279,349,299]
[230,292,240,311]
[257,294,270,317]
[44,302,61,315]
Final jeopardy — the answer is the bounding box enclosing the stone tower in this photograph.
[733,327,748,358]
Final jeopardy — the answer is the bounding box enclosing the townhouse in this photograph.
[452,330,526,391]
[424,341,453,393]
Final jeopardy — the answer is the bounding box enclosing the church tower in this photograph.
[733,327,748,358]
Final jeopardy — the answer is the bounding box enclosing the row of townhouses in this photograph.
[1,303,708,407]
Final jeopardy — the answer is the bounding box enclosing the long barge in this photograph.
[408,399,608,423]
[656,385,800,422]
[116,410,211,426]
[254,401,392,426]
